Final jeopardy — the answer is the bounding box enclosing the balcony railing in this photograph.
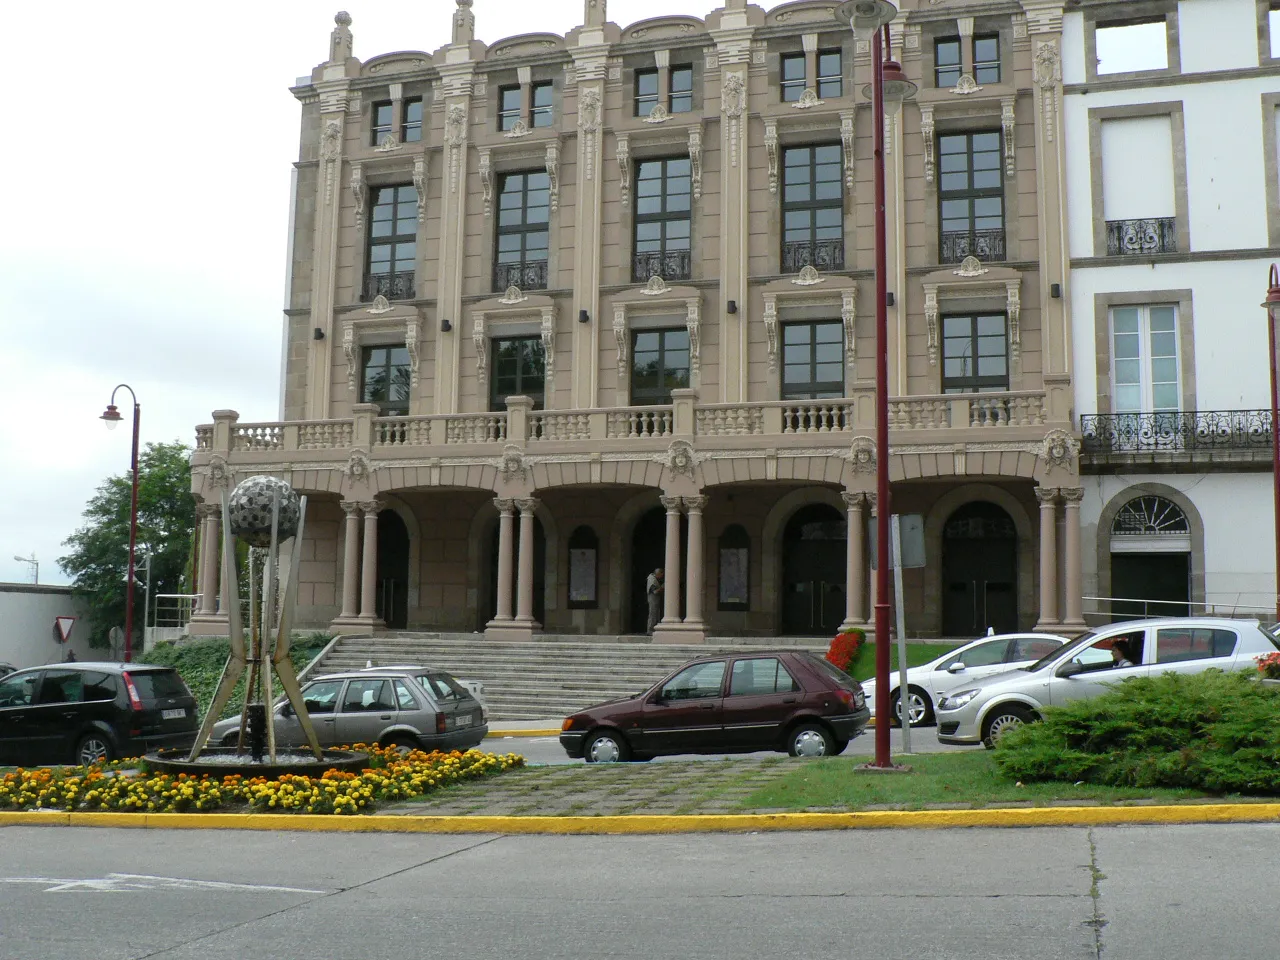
[940,229,1006,263]
[632,249,692,284]
[361,271,416,302]
[1081,410,1272,456]
[493,259,549,292]
[1105,218,1177,256]
[781,238,845,273]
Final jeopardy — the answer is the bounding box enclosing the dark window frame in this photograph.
[973,34,1001,84]
[489,334,546,411]
[633,156,693,282]
[635,68,660,116]
[372,100,394,145]
[401,97,423,143]
[935,37,962,88]
[494,170,551,291]
[670,65,694,113]
[361,344,412,416]
[937,130,1005,263]
[781,142,845,271]
[816,49,842,98]
[365,183,417,301]
[781,321,845,400]
[498,84,523,131]
[630,327,691,406]
[941,313,1010,394]
[530,81,554,128]
[781,52,807,101]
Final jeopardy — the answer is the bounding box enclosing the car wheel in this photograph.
[890,687,935,728]
[982,704,1035,749]
[787,723,834,758]
[75,733,112,766]
[584,729,630,763]
[382,736,420,756]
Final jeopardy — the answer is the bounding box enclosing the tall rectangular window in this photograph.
[1096,19,1169,74]
[938,131,1005,263]
[1111,305,1179,412]
[781,53,807,101]
[817,50,842,98]
[361,345,411,416]
[631,329,690,405]
[401,98,423,143]
[490,336,546,411]
[973,35,1001,84]
[530,82,554,127]
[633,157,692,282]
[781,144,844,272]
[494,171,550,291]
[372,101,394,145]
[635,69,659,116]
[670,66,694,113]
[366,185,417,301]
[942,314,1008,393]
[498,85,522,131]
[935,38,962,87]
[781,322,844,400]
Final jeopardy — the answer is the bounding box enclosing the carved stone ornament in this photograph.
[504,118,531,139]
[500,444,528,482]
[1040,429,1081,472]
[764,120,779,194]
[500,285,527,305]
[479,148,493,216]
[920,106,935,183]
[763,297,779,372]
[645,103,670,124]
[792,265,825,286]
[546,143,560,212]
[1001,98,1016,176]
[1034,40,1062,91]
[616,134,631,207]
[473,314,488,389]
[406,319,420,387]
[613,306,628,379]
[578,87,603,181]
[343,321,357,391]
[413,156,427,223]
[319,120,342,161]
[541,308,556,387]
[951,74,983,96]
[846,436,877,475]
[841,288,857,369]
[659,439,699,479]
[793,89,825,110]
[722,72,746,170]
[207,455,231,489]
[445,105,468,194]
[688,129,703,201]
[344,450,371,482]
[685,298,701,378]
[841,112,855,192]
[375,133,402,152]
[924,286,939,366]
[953,256,989,278]
[350,162,366,229]
[642,275,669,296]
[367,295,392,315]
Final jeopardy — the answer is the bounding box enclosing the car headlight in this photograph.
[939,689,981,710]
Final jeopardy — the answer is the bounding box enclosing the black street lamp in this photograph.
[101,385,141,662]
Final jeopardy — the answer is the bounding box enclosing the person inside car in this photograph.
[1111,639,1135,668]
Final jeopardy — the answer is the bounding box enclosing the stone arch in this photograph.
[923,483,1036,635]
[760,486,846,633]
[608,488,667,633]
[1095,482,1205,614]
[465,496,561,630]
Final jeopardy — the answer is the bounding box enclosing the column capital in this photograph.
[1035,486,1060,505]
[660,495,684,512]
[196,502,220,520]
[514,497,539,515]
[682,495,708,512]
[1059,487,1085,505]
[493,497,516,515]
[358,500,381,515]
[841,491,867,508]
[340,500,363,517]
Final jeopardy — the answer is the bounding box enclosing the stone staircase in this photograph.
[312,633,831,720]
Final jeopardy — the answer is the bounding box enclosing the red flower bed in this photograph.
[826,630,865,672]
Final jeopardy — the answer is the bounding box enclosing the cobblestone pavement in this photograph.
[389,757,795,816]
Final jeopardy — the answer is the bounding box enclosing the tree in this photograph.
[60,441,196,649]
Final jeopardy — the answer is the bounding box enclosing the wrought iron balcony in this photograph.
[493,259,549,293]
[1080,410,1273,461]
[632,249,692,284]
[940,229,1006,264]
[1106,218,1177,256]
[781,238,845,273]
[361,271,416,302]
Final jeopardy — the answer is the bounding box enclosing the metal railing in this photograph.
[632,249,692,283]
[781,238,845,273]
[1105,217,1177,256]
[493,259,549,292]
[940,228,1006,263]
[1080,410,1272,455]
[361,271,416,302]
[1081,595,1276,627]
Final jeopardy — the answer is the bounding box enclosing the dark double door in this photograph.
[376,511,409,629]
[942,502,1018,637]
[781,505,846,636]
[1111,552,1189,621]
[630,507,686,633]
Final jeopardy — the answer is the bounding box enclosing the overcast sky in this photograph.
[2,1,1158,588]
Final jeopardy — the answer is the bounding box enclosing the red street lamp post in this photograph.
[1262,265,1280,623]
[101,385,141,662]
[839,0,916,768]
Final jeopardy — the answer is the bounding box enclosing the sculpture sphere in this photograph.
[228,476,301,547]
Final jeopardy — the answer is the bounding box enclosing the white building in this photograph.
[1063,0,1280,621]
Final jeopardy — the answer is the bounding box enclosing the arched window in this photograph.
[1111,495,1189,536]
[567,525,598,609]
[718,524,751,611]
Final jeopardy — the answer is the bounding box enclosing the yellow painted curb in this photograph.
[486,728,561,738]
[2,803,1278,835]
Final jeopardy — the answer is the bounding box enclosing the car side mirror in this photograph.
[280,703,293,717]
[947,662,966,674]
[1056,662,1084,679]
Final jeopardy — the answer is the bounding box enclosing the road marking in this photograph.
[0,873,325,894]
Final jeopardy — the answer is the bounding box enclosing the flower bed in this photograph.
[0,745,524,816]
[825,631,865,674]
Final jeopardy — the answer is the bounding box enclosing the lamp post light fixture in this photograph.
[101,384,141,663]
[1262,264,1280,623]
[838,0,914,769]
[13,553,38,584]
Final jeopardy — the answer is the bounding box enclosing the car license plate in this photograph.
[162,708,186,720]
[455,714,471,728]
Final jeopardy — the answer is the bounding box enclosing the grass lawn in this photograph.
[848,640,961,683]
[736,750,1264,812]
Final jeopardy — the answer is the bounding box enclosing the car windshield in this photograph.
[1024,632,1097,672]
[417,673,470,701]
[802,653,856,690]
[128,670,190,701]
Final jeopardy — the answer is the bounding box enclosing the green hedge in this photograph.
[139,633,332,722]
[994,670,1280,795]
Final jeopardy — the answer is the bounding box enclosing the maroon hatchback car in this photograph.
[559,651,870,762]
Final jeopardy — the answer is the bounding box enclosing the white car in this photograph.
[860,632,1070,727]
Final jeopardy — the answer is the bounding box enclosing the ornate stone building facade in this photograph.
[189,0,1088,642]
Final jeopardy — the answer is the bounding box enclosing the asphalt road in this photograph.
[494,725,974,765]
[2,823,1278,959]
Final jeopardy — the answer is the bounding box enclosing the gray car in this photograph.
[936,617,1280,748]
[209,667,487,752]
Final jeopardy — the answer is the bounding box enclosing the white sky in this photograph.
[2,1,1159,586]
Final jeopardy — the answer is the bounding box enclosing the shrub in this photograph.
[994,670,1280,795]
[826,630,865,675]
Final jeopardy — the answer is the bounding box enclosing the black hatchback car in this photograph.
[0,663,199,766]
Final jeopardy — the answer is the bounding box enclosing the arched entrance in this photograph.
[780,504,846,635]
[1109,495,1190,621]
[375,510,410,629]
[482,518,546,630]
[630,506,686,633]
[942,501,1017,636]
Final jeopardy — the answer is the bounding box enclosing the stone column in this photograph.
[515,498,539,625]
[867,494,878,615]
[338,501,362,620]
[840,492,866,630]
[490,499,515,622]
[660,495,683,624]
[1060,487,1087,631]
[196,504,219,616]
[1035,487,1060,629]
[358,500,380,622]
[683,496,707,626]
